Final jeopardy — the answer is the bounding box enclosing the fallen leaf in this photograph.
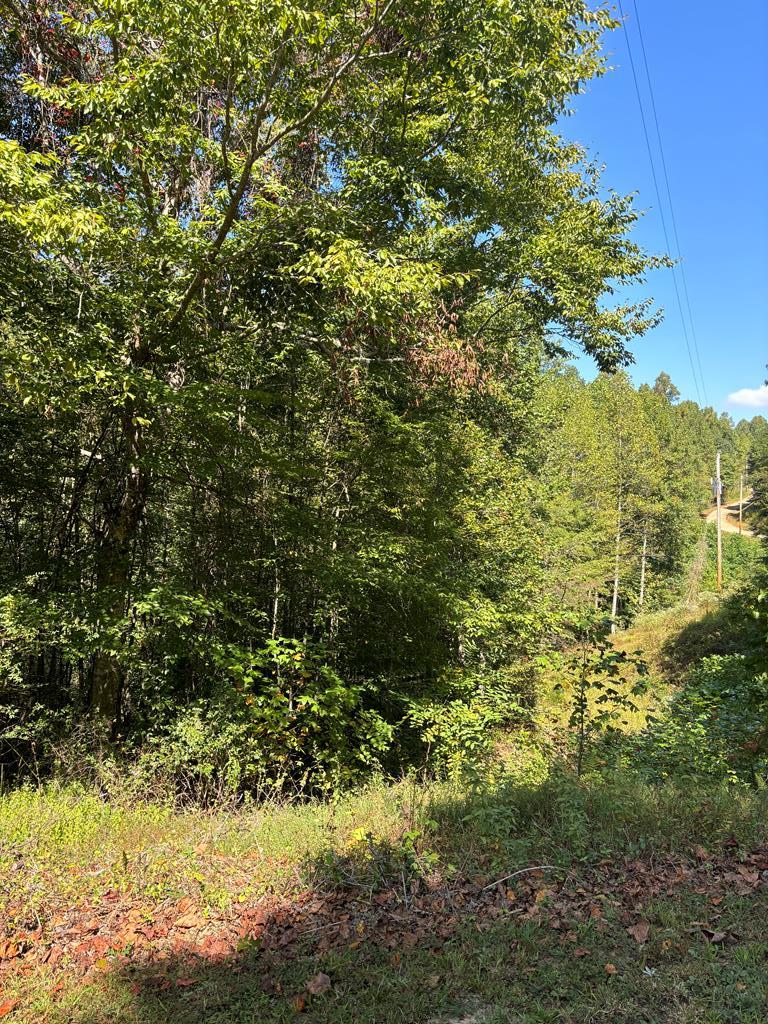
[176,978,198,988]
[701,928,727,944]
[426,974,441,989]
[693,845,710,861]
[292,994,307,1013]
[604,963,618,975]
[572,947,590,958]
[174,913,204,930]
[0,1001,18,1019]
[0,941,20,960]
[627,920,651,944]
[306,971,331,996]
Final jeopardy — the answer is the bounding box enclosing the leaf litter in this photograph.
[0,841,766,1007]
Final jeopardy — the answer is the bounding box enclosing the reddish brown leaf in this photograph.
[604,963,618,975]
[572,947,590,958]
[176,978,198,988]
[627,920,651,944]
[0,1000,18,1018]
[0,941,20,960]
[174,913,204,930]
[306,971,331,996]
[292,994,307,1013]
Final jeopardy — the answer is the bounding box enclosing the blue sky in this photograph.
[562,0,768,416]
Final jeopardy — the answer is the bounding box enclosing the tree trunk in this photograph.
[610,493,622,634]
[639,524,648,607]
[90,334,150,739]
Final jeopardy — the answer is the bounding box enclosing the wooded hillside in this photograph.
[1,1,766,796]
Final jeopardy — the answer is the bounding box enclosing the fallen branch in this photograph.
[482,865,558,891]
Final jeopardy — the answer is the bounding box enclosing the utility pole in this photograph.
[715,451,723,592]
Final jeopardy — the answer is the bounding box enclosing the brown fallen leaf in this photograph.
[0,1000,18,1019]
[693,845,710,861]
[627,920,650,944]
[176,978,198,988]
[573,947,590,958]
[306,971,331,996]
[174,913,204,930]
[604,963,618,975]
[701,927,727,944]
[0,941,20,961]
[292,994,307,1013]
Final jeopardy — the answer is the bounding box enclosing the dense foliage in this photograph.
[0,0,764,793]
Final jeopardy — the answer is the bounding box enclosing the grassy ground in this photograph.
[2,591,768,1023]
[1,775,767,1023]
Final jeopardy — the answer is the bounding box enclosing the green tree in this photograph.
[0,0,661,782]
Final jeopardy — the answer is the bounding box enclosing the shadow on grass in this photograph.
[659,589,762,679]
[28,772,768,1024]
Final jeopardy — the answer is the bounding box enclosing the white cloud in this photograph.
[728,384,768,408]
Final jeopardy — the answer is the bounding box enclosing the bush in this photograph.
[403,667,534,780]
[132,638,393,800]
[633,654,768,784]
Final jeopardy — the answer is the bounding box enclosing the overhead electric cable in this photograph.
[617,0,705,406]
[630,0,709,406]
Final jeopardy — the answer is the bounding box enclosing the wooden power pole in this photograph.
[715,451,723,592]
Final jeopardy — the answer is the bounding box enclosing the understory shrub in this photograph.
[402,667,535,780]
[634,654,768,784]
[134,638,394,799]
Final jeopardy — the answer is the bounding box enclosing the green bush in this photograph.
[403,667,534,780]
[634,654,768,783]
[134,638,393,799]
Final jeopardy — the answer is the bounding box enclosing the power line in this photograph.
[616,0,705,406]
[630,0,709,407]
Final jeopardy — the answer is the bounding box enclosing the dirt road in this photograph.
[704,497,754,536]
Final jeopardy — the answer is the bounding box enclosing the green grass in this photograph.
[2,772,768,1023]
[0,779,419,917]
[4,827,767,1023]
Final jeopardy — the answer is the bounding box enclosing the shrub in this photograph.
[134,638,394,800]
[634,654,768,784]
[403,667,534,780]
